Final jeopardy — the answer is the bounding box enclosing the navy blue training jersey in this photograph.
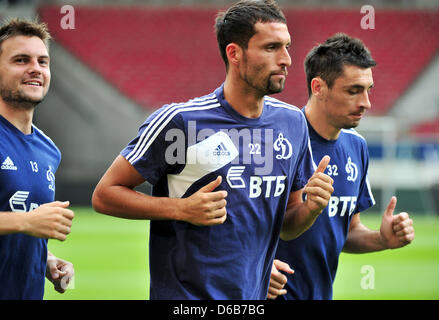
[275,107,375,300]
[121,85,315,299]
[0,115,61,300]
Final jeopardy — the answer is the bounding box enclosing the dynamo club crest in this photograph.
[274,133,292,160]
[345,156,358,182]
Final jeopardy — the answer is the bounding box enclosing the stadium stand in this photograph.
[38,7,439,117]
[412,117,439,137]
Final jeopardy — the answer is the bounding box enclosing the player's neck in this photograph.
[305,98,341,141]
[0,100,34,134]
[223,77,264,119]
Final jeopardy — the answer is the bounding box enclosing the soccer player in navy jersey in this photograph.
[268,33,415,300]
[92,0,334,300]
[0,19,75,299]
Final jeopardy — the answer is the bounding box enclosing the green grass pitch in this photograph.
[44,207,439,300]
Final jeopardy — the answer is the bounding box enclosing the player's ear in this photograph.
[226,43,242,67]
[311,77,327,99]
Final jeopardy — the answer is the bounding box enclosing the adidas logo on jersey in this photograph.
[1,156,17,171]
[213,142,231,156]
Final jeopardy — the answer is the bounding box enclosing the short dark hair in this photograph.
[215,0,286,69]
[0,18,51,55]
[304,33,376,97]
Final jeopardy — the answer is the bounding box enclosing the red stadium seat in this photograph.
[39,7,439,115]
[412,117,439,137]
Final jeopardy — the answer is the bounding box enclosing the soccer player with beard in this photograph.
[268,33,415,300]
[92,0,334,299]
[0,19,74,299]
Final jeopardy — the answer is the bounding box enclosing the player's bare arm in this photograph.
[0,201,74,241]
[280,155,334,240]
[92,155,227,226]
[343,196,415,253]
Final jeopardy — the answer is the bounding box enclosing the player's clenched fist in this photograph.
[21,201,74,241]
[279,155,334,241]
[46,252,75,294]
[179,176,228,226]
[267,259,294,300]
[304,155,334,215]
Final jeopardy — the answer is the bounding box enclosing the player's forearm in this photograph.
[343,224,386,253]
[92,185,181,221]
[0,211,26,235]
[280,202,320,241]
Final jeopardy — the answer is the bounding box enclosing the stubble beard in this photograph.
[0,87,44,110]
[266,74,286,95]
[345,120,360,129]
[243,72,286,97]
[241,53,286,96]
[333,116,361,131]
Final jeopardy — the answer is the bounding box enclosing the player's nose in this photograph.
[359,90,371,110]
[26,58,43,75]
[279,47,292,68]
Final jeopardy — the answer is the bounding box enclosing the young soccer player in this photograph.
[268,33,415,300]
[0,18,75,299]
[92,0,334,299]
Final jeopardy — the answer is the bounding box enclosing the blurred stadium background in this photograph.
[1,0,438,300]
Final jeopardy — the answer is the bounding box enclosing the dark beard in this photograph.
[343,122,360,129]
[243,74,286,97]
[0,88,42,110]
[266,76,285,95]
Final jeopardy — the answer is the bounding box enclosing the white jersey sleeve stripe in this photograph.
[128,102,221,164]
[308,137,318,171]
[265,98,301,112]
[126,94,216,162]
[365,174,376,205]
[126,95,217,163]
[341,128,366,141]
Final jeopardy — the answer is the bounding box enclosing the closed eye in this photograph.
[347,89,360,95]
